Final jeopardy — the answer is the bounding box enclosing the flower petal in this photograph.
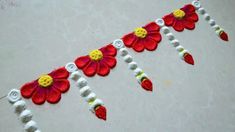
[132,39,145,52]
[183,20,195,30]
[148,32,162,42]
[20,81,37,98]
[97,61,110,76]
[103,56,117,68]
[49,67,69,79]
[32,88,46,105]
[187,13,198,22]
[46,88,61,104]
[122,33,137,47]
[53,79,70,93]
[75,56,91,69]
[182,4,195,14]
[83,61,98,77]
[143,38,158,51]
[100,44,117,57]
[163,14,175,26]
[173,20,185,32]
[144,22,160,32]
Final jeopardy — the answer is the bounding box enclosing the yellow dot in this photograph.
[134,27,147,38]
[38,75,53,88]
[173,9,186,19]
[89,49,103,61]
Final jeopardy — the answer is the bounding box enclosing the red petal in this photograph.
[122,33,137,47]
[173,20,185,32]
[183,20,195,30]
[20,81,37,98]
[187,13,198,22]
[184,53,194,65]
[132,39,145,52]
[32,88,46,105]
[148,32,162,42]
[143,22,160,32]
[53,79,70,93]
[141,79,153,91]
[97,61,110,76]
[75,56,91,69]
[49,67,69,79]
[83,61,97,77]
[46,88,61,104]
[163,14,175,26]
[100,44,117,57]
[143,38,158,51]
[95,105,107,120]
[220,31,229,41]
[102,56,117,68]
[182,4,195,14]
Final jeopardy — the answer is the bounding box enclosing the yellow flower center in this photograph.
[173,9,185,19]
[89,49,103,61]
[134,27,147,38]
[38,75,53,88]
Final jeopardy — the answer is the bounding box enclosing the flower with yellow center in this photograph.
[134,27,148,38]
[38,75,53,88]
[89,49,103,61]
[173,9,185,19]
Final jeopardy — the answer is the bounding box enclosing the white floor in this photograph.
[0,0,235,132]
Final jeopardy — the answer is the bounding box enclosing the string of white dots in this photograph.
[65,62,104,113]
[112,39,149,84]
[192,0,224,35]
[7,89,41,132]
[155,18,190,60]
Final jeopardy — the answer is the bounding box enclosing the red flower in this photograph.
[163,4,198,32]
[20,67,70,105]
[75,44,117,77]
[122,22,162,52]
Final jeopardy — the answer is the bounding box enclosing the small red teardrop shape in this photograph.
[220,31,229,41]
[184,53,194,65]
[141,79,153,91]
[95,105,107,121]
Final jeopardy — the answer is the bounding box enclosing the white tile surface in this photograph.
[0,0,235,132]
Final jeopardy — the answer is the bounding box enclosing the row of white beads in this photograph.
[192,0,224,35]
[7,89,41,132]
[65,63,104,113]
[112,39,148,83]
[155,18,189,60]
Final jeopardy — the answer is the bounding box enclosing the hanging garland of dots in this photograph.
[6,1,229,131]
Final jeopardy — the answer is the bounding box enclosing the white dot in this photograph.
[65,62,78,73]
[8,89,21,103]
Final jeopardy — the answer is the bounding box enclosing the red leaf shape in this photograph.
[184,53,194,65]
[95,105,107,121]
[141,79,153,91]
[220,31,229,41]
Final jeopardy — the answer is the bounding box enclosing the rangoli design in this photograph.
[7,1,229,131]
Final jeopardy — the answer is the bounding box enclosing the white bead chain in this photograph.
[155,18,192,62]
[7,89,41,132]
[192,0,226,37]
[112,39,150,85]
[65,62,104,113]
